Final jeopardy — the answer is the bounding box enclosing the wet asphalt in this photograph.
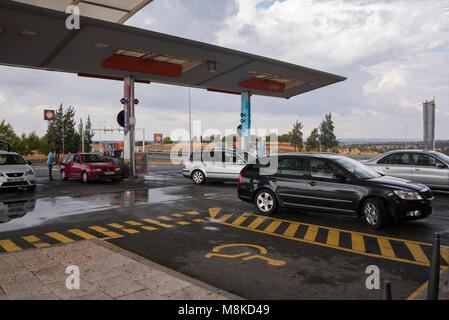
[1,164,449,299]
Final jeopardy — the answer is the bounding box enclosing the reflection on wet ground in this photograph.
[0,186,189,232]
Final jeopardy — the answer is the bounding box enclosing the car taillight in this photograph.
[183,163,186,169]
[239,173,242,184]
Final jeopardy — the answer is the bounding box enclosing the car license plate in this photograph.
[7,178,24,182]
[104,172,114,175]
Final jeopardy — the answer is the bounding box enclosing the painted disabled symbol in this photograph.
[205,243,286,266]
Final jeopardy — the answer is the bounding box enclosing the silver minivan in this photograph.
[182,149,257,184]
[363,150,449,190]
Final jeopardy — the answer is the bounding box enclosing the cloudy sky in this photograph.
[1,0,449,142]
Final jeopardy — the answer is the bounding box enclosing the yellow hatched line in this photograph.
[22,235,50,248]
[232,214,250,226]
[186,211,200,215]
[142,219,174,228]
[125,220,143,226]
[264,220,282,233]
[0,239,22,252]
[218,213,449,267]
[304,225,319,242]
[108,223,139,234]
[158,216,173,221]
[172,214,184,218]
[351,234,366,252]
[193,219,206,223]
[405,242,429,264]
[219,214,234,223]
[247,216,267,230]
[68,229,98,239]
[176,221,190,225]
[283,222,300,237]
[88,226,122,238]
[46,232,75,243]
[326,229,340,247]
[377,238,395,257]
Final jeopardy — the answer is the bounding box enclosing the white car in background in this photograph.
[183,149,257,185]
[0,141,36,192]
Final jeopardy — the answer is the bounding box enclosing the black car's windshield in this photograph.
[0,154,27,165]
[335,157,381,180]
[81,154,107,163]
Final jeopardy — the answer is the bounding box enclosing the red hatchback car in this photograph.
[61,153,122,183]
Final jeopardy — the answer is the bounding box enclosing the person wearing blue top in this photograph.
[47,148,55,181]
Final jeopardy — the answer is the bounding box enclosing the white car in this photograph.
[0,148,37,192]
[182,149,257,185]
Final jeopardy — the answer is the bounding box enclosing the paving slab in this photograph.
[0,239,241,300]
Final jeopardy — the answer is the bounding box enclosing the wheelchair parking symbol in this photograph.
[205,243,286,266]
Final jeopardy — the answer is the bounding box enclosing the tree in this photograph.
[305,128,320,152]
[0,120,22,153]
[46,104,80,159]
[319,113,338,151]
[78,116,94,152]
[288,120,304,152]
[163,137,172,144]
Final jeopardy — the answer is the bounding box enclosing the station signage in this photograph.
[44,109,55,121]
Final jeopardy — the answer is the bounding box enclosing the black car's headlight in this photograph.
[394,190,423,200]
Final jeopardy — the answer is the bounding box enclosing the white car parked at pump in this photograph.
[182,149,257,185]
[0,141,36,192]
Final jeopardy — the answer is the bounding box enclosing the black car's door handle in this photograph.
[309,181,316,186]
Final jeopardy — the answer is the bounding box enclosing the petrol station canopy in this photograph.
[0,0,346,99]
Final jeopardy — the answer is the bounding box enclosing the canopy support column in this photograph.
[240,91,251,154]
[124,76,136,177]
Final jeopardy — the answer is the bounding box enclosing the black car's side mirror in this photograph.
[27,161,32,165]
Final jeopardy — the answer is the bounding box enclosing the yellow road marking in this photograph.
[68,229,98,239]
[0,239,22,252]
[377,238,395,257]
[405,242,429,264]
[125,220,143,226]
[46,232,75,243]
[264,220,282,233]
[232,214,250,226]
[88,226,122,238]
[171,214,184,218]
[158,216,173,221]
[326,229,340,247]
[142,219,174,228]
[176,221,190,225]
[441,247,449,264]
[304,225,319,242]
[247,217,267,230]
[193,219,206,222]
[219,214,234,222]
[186,211,200,215]
[22,235,50,248]
[108,223,139,234]
[141,226,158,231]
[283,222,300,237]
[209,208,221,219]
[351,234,366,252]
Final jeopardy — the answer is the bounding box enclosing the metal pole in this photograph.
[427,233,441,300]
[381,280,392,300]
[82,128,85,153]
[188,88,192,154]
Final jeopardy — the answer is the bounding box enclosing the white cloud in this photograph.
[1,0,449,141]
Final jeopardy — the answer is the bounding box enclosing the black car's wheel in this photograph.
[27,185,36,192]
[362,198,389,229]
[61,170,68,181]
[82,171,89,183]
[191,170,206,185]
[254,189,278,215]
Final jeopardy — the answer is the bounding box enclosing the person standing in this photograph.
[47,148,55,181]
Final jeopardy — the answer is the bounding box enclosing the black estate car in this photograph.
[238,153,434,228]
